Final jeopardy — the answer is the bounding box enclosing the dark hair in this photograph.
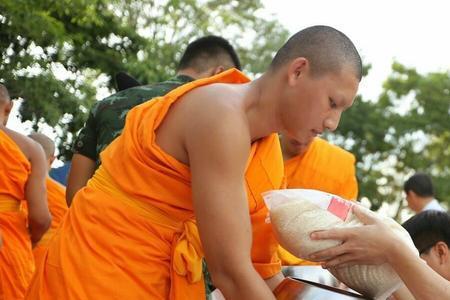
[270,25,362,81]
[404,172,434,197]
[177,35,241,72]
[402,210,450,254]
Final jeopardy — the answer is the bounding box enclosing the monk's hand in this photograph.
[308,205,395,268]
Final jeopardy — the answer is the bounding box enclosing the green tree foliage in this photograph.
[330,63,450,212]
[0,0,288,159]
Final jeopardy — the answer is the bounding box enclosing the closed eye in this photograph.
[329,98,337,109]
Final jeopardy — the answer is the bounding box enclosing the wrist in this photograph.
[387,240,413,266]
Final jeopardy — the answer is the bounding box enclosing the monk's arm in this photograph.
[25,139,51,244]
[185,109,276,300]
[66,153,96,206]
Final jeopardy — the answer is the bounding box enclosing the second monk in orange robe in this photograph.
[28,133,68,267]
[0,84,51,299]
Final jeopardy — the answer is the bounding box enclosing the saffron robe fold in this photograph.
[32,177,67,267]
[0,129,34,300]
[26,69,284,300]
[279,137,358,266]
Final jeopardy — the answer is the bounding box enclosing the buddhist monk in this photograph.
[66,36,242,205]
[26,25,362,299]
[278,136,358,266]
[28,133,68,267]
[282,136,358,199]
[0,84,51,299]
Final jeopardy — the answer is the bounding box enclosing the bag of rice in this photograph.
[263,189,418,300]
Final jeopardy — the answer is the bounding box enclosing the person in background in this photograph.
[404,172,445,213]
[281,136,358,200]
[0,83,51,299]
[66,35,242,205]
[391,210,450,299]
[403,210,450,280]
[28,132,68,267]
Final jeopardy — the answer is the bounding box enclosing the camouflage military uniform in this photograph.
[73,75,193,164]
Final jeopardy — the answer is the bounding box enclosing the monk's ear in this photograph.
[5,99,13,114]
[1,100,13,125]
[436,241,449,265]
[8,100,14,114]
[211,66,225,76]
[287,57,308,86]
[49,155,56,167]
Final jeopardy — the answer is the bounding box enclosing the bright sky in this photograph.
[263,0,450,100]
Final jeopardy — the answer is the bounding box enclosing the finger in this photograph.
[321,253,359,268]
[308,244,347,261]
[310,228,350,241]
[351,205,378,225]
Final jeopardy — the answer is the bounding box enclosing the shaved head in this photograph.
[0,83,10,103]
[28,132,55,159]
[0,83,13,126]
[270,25,362,81]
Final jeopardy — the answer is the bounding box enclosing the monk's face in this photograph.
[279,60,359,146]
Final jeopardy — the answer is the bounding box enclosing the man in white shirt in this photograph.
[404,172,446,213]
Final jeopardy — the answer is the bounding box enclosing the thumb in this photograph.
[352,204,378,225]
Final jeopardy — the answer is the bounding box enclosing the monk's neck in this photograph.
[280,143,301,161]
[245,74,283,141]
[282,149,299,161]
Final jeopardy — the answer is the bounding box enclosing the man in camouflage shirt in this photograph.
[73,75,193,164]
[67,35,241,204]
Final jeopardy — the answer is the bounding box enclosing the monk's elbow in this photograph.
[29,213,52,234]
[209,270,237,295]
[208,260,253,293]
[43,214,52,230]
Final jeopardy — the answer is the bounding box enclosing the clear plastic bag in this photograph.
[263,189,416,300]
[263,189,358,259]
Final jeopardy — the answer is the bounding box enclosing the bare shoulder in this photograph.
[156,83,250,165]
[1,127,43,161]
[182,83,247,130]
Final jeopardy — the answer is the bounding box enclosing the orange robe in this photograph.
[26,69,284,300]
[0,129,34,299]
[32,177,67,267]
[279,137,358,266]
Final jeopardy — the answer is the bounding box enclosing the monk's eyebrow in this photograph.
[343,100,351,109]
[339,97,353,110]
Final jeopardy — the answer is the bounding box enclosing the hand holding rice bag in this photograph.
[263,189,418,300]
